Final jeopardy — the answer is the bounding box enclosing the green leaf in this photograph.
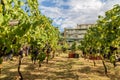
[0,13,3,25]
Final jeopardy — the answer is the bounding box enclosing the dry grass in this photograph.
[0,53,120,80]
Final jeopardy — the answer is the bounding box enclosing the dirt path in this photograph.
[0,53,120,80]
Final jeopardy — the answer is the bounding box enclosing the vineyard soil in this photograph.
[0,53,120,80]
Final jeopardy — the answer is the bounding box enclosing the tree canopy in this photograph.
[0,0,60,57]
[80,4,120,62]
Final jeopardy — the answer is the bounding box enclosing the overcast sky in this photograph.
[38,0,120,32]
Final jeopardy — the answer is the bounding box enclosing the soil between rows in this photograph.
[0,53,120,80]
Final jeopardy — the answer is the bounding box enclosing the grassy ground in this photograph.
[0,52,120,80]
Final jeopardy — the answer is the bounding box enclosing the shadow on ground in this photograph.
[1,54,120,80]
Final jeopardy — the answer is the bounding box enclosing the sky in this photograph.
[38,0,120,32]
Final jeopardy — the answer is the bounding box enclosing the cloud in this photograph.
[40,6,62,18]
[39,0,120,32]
